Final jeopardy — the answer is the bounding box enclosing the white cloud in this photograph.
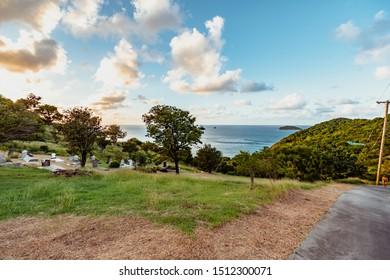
[163,16,242,95]
[374,66,390,80]
[62,0,134,38]
[95,39,141,89]
[329,98,360,105]
[0,31,67,74]
[0,0,64,35]
[268,93,307,110]
[137,95,160,105]
[234,99,252,106]
[375,10,386,21]
[132,0,182,34]
[139,45,164,63]
[62,0,181,39]
[92,90,128,110]
[241,81,274,92]
[336,11,390,70]
[335,20,360,41]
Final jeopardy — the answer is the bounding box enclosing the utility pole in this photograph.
[376,100,389,185]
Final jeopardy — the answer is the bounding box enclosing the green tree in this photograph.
[105,124,127,145]
[122,137,142,155]
[35,104,63,125]
[60,107,104,167]
[0,94,44,143]
[194,144,222,173]
[142,105,204,174]
[233,151,267,190]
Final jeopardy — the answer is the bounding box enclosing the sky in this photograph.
[1,0,390,125]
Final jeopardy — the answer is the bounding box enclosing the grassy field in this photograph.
[0,166,323,234]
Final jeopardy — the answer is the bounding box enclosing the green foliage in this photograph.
[0,95,45,143]
[105,124,127,145]
[121,138,141,155]
[194,144,222,173]
[271,117,381,181]
[109,161,121,168]
[142,105,204,173]
[0,167,323,234]
[130,150,153,168]
[59,107,104,167]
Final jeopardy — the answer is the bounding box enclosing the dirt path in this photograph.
[0,184,353,260]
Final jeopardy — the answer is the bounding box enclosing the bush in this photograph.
[137,167,158,173]
[109,161,120,168]
[39,145,49,153]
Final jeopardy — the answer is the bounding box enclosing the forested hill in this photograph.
[270,117,390,180]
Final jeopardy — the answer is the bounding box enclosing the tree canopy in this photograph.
[142,105,204,173]
[194,144,222,173]
[59,107,104,167]
[0,95,45,143]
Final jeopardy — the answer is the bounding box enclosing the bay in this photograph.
[121,125,307,158]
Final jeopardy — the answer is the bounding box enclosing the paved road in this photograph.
[289,185,390,260]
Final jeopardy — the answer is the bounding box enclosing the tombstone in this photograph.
[41,159,50,167]
[21,150,28,158]
[51,153,56,159]
[0,156,6,164]
[73,155,79,161]
[161,161,168,172]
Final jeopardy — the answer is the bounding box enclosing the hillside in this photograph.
[270,117,390,180]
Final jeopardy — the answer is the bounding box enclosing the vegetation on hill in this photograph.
[271,117,388,181]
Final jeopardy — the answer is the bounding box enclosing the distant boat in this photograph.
[214,126,217,129]
[279,126,302,131]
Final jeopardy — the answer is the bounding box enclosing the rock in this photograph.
[0,156,6,164]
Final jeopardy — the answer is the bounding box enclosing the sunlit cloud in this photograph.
[234,99,252,106]
[268,93,307,110]
[163,16,242,95]
[95,39,141,89]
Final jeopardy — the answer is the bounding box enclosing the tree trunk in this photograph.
[81,151,87,167]
[250,172,254,190]
[175,160,180,174]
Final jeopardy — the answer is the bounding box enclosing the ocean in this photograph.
[121,125,307,158]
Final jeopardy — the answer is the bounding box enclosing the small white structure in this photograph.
[120,159,134,169]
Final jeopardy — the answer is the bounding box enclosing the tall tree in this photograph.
[0,94,44,143]
[60,107,103,167]
[233,151,269,190]
[194,144,222,173]
[105,124,127,145]
[142,105,204,173]
[35,104,63,125]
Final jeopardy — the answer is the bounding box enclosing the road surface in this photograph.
[289,185,390,260]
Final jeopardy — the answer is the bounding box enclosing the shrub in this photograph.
[109,161,120,168]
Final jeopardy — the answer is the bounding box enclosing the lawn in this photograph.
[0,166,322,234]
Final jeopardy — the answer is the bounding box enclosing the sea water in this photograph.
[121,125,306,158]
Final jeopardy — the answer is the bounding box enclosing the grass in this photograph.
[0,166,323,234]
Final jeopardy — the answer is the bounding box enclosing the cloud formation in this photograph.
[234,99,252,106]
[334,20,360,41]
[335,10,390,73]
[95,39,141,89]
[137,95,160,105]
[92,90,128,110]
[62,0,181,39]
[329,98,359,105]
[268,93,307,110]
[241,81,274,92]
[163,16,242,95]
[0,34,66,73]
[374,66,390,80]
[0,0,63,35]
[133,0,182,34]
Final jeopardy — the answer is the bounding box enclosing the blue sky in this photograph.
[1,0,390,125]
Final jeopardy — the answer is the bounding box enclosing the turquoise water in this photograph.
[121,125,306,158]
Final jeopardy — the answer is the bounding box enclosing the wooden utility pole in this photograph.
[376,100,389,185]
